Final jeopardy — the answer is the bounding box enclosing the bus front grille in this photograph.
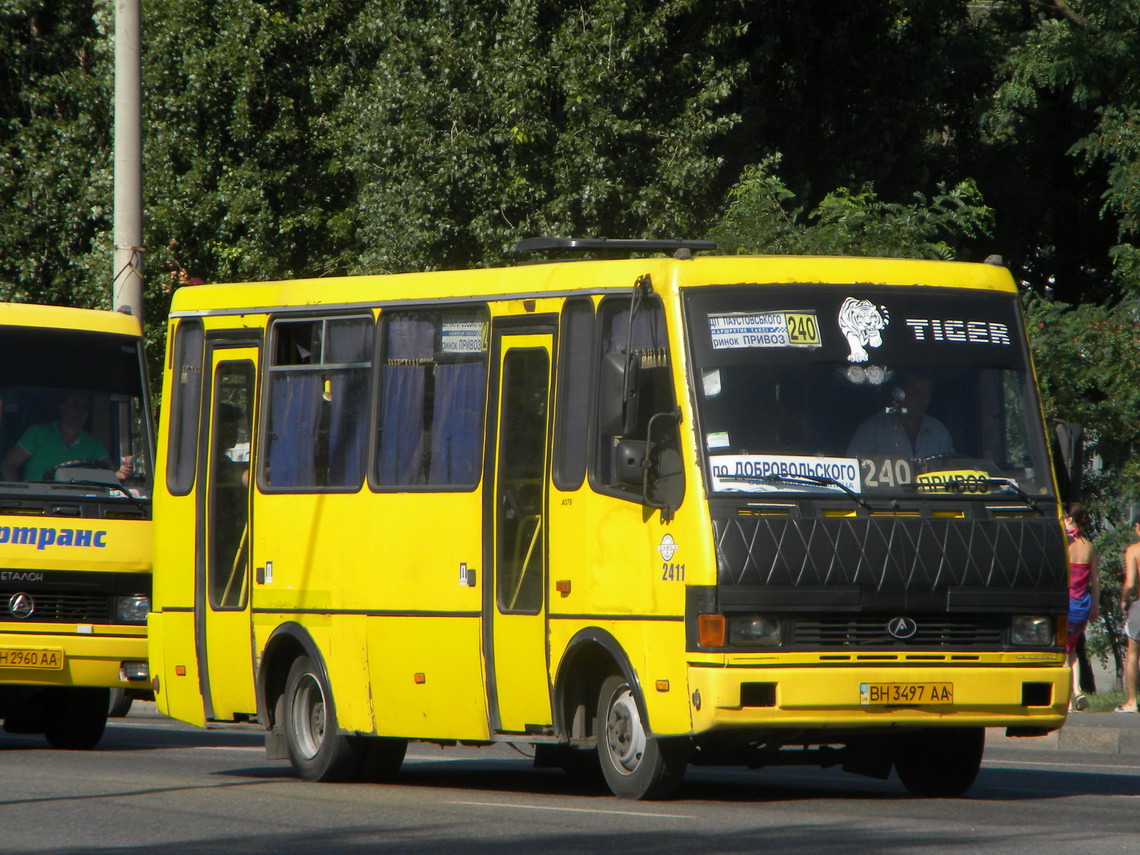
[792,616,1005,648]
[0,593,111,623]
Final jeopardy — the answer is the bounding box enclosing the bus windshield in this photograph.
[0,326,151,501]
[685,283,1053,500]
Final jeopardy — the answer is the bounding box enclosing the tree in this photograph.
[981,1,1140,303]
[335,0,747,273]
[709,154,994,260]
[0,0,112,309]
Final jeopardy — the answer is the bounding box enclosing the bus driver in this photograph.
[1,392,128,482]
[847,370,954,459]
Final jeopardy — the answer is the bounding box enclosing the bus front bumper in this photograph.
[687,663,1069,735]
[0,628,148,689]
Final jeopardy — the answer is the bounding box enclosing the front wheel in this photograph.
[44,687,109,750]
[894,727,985,797]
[282,655,362,782]
[596,674,687,799]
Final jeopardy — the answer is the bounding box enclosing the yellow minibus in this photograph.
[0,303,153,748]
[150,241,1069,797]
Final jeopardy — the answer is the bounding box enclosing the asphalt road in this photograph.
[1,705,1138,855]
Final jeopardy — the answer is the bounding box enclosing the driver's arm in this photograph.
[1,443,30,482]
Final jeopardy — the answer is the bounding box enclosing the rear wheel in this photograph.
[283,655,362,781]
[44,687,109,750]
[596,674,687,799]
[355,735,408,782]
[894,727,985,797]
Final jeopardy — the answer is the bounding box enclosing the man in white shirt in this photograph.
[847,371,954,458]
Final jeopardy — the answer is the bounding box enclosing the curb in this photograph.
[988,713,1140,756]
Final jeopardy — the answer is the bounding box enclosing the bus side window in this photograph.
[593,296,678,497]
[553,298,593,491]
[373,307,489,490]
[167,319,204,495]
[263,316,372,490]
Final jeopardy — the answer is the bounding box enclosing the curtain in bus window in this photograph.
[377,315,433,485]
[324,320,373,487]
[428,361,486,485]
[327,369,369,486]
[267,373,321,487]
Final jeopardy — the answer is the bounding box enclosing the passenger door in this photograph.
[197,344,258,720]
[484,326,554,733]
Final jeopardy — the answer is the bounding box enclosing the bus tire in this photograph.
[283,655,362,782]
[894,727,985,797]
[108,688,133,717]
[354,736,408,782]
[596,674,687,799]
[44,687,109,750]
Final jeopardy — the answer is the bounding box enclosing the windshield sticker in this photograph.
[706,431,730,449]
[916,469,992,493]
[709,312,822,350]
[703,368,722,397]
[440,321,488,354]
[709,454,861,493]
[905,318,1011,346]
[838,297,889,363]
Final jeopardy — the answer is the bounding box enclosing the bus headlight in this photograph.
[1011,615,1053,646]
[728,615,781,646]
[115,595,150,623]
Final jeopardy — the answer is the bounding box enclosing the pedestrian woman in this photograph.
[1065,503,1099,711]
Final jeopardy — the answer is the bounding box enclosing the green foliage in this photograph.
[143,0,363,300]
[1025,292,1140,678]
[982,0,1140,303]
[710,155,994,259]
[336,0,746,272]
[0,0,113,309]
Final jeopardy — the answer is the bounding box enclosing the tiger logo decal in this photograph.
[838,297,889,363]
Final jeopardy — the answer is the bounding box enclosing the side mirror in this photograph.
[1052,420,1083,503]
[614,439,647,487]
[599,351,640,435]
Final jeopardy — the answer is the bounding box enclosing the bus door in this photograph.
[197,344,258,720]
[484,327,554,733]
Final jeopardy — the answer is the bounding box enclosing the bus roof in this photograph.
[0,302,143,337]
[169,254,1019,316]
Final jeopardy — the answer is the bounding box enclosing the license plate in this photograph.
[0,648,65,670]
[860,682,953,705]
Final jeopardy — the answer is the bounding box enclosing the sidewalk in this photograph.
[989,711,1140,756]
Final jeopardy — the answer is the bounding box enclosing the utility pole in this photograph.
[113,0,143,317]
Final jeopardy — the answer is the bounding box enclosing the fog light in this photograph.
[729,615,781,646]
[1011,615,1053,646]
[120,660,148,681]
[115,595,150,623]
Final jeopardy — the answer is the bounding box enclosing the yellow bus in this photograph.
[150,241,1069,798]
[0,303,153,748]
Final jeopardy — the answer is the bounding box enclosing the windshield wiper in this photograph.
[66,479,145,508]
[975,477,1042,514]
[721,473,873,511]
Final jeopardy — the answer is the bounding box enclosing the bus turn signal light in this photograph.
[698,614,726,648]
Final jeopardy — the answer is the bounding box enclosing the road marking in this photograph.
[446,800,693,819]
[195,746,264,752]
